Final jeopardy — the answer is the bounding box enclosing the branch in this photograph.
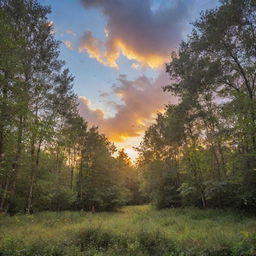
[222,40,253,98]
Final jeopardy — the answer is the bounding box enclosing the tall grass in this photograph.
[1,206,256,255]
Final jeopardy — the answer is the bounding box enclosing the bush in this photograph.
[50,189,76,211]
[136,230,177,256]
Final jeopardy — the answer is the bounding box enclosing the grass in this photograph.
[0,205,256,255]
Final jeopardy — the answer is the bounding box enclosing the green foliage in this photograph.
[0,0,143,214]
[140,160,181,209]
[138,0,256,212]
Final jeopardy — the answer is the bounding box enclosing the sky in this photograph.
[39,0,219,160]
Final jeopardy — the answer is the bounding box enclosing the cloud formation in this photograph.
[65,29,76,37]
[78,71,177,142]
[79,0,192,68]
[63,40,74,50]
[79,32,118,68]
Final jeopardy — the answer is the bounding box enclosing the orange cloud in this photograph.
[79,35,167,69]
[78,72,177,142]
[80,0,191,68]
[79,32,118,68]
[79,96,105,121]
[131,63,141,70]
[115,39,168,69]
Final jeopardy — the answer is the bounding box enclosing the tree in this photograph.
[0,6,24,211]
[0,0,78,213]
[138,0,256,211]
[77,127,125,211]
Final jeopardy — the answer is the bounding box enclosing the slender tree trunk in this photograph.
[0,178,9,211]
[26,104,40,214]
[217,142,227,178]
[0,74,8,211]
[0,127,4,169]
[26,138,36,214]
[56,148,59,173]
[212,145,222,180]
[77,152,83,205]
[0,73,8,168]
[71,147,78,190]
[68,145,74,189]
[200,188,207,209]
[249,100,256,151]
[5,115,24,213]
[26,139,41,214]
[70,166,74,190]
[187,151,207,209]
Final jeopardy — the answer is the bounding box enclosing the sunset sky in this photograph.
[39,0,219,160]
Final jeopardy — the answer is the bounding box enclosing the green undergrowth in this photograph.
[1,206,256,256]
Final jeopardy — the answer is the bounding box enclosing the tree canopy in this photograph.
[0,0,256,214]
[138,0,256,211]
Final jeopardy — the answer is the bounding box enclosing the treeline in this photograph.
[137,0,256,212]
[0,0,143,214]
[1,0,256,216]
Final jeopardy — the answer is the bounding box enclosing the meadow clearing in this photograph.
[1,205,256,256]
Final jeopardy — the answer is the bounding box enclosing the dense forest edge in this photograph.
[0,0,145,214]
[0,0,256,214]
[1,0,255,216]
[1,0,256,255]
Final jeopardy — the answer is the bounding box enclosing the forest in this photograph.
[0,0,256,255]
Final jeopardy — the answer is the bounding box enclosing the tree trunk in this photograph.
[0,178,9,211]
[77,152,83,203]
[26,139,41,214]
[26,138,36,214]
[0,73,8,169]
[200,188,207,209]
[0,75,8,211]
[5,115,24,213]
[217,142,227,178]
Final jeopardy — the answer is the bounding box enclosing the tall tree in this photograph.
[138,0,256,211]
